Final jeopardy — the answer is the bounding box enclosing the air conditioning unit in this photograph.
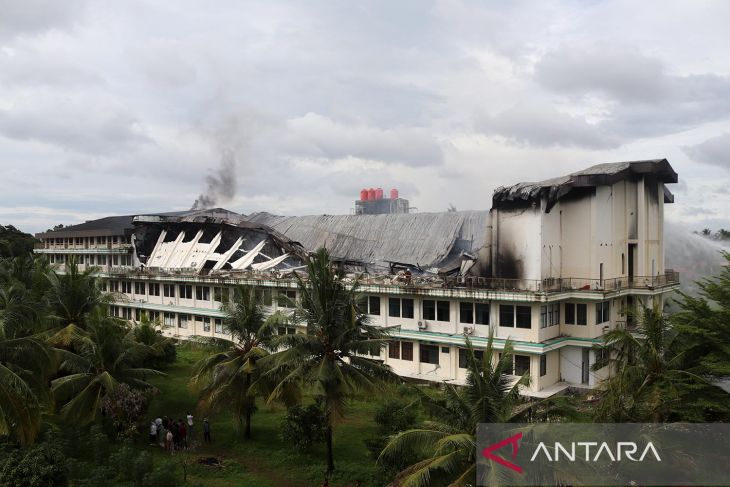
[463,326,474,335]
[417,321,427,330]
[602,325,610,333]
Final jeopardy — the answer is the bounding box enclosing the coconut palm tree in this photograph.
[378,334,531,487]
[592,305,729,422]
[263,248,395,474]
[49,309,163,424]
[46,259,110,328]
[190,285,286,439]
[0,255,55,445]
[0,281,54,446]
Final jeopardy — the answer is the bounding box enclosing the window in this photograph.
[388,298,400,318]
[401,342,413,361]
[388,341,400,359]
[367,296,381,315]
[99,280,107,292]
[402,298,414,319]
[135,308,141,321]
[164,312,175,327]
[180,285,193,300]
[163,284,175,298]
[516,306,531,329]
[277,326,296,335]
[419,344,439,365]
[147,283,159,296]
[195,286,210,301]
[113,255,119,266]
[203,317,211,332]
[134,282,145,295]
[423,300,436,320]
[595,347,609,367]
[565,303,587,325]
[460,302,473,324]
[499,305,514,327]
[475,303,489,325]
[255,288,272,306]
[122,307,132,320]
[421,300,449,322]
[149,311,159,321]
[389,298,414,318]
[214,318,223,334]
[540,354,547,377]
[514,355,530,376]
[458,348,484,368]
[540,303,560,328]
[596,301,610,324]
[121,281,132,294]
[459,302,490,325]
[278,289,296,308]
[437,301,450,322]
[179,314,189,329]
[577,304,587,326]
[98,255,107,265]
[441,346,450,354]
[565,303,575,324]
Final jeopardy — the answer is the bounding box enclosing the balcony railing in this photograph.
[104,266,679,295]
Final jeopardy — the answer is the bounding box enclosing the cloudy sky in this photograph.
[2,0,730,233]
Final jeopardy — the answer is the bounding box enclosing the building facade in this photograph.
[35,160,680,396]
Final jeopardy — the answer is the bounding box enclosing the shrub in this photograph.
[280,401,327,452]
[101,384,149,439]
[0,443,68,487]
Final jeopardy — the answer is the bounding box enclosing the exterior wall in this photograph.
[491,206,542,281]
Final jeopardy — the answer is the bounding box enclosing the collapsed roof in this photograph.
[492,159,678,212]
[245,211,491,273]
[132,212,307,273]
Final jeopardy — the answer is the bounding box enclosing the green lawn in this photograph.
[145,344,386,487]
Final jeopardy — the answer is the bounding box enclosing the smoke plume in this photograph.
[664,221,729,296]
[190,148,237,210]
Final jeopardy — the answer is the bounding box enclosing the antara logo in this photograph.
[481,432,662,474]
[481,432,524,474]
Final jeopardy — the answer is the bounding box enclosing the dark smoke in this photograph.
[191,148,237,210]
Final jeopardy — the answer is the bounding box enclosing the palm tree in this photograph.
[591,305,727,422]
[190,285,285,439]
[263,248,395,474]
[379,334,530,487]
[49,309,163,424]
[47,259,110,328]
[0,256,56,445]
[0,283,54,446]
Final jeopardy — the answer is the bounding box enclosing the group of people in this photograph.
[149,413,212,453]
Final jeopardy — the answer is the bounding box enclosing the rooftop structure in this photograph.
[35,159,680,396]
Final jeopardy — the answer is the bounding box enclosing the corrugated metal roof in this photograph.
[245,211,491,269]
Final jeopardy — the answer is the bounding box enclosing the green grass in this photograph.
[145,344,386,487]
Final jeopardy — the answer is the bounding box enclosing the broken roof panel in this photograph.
[244,211,491,270]
[492,159,678,211]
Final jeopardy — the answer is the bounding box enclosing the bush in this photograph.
[373,397,418,436]
[101,384,149,439]
[0,443,68,487]
[280,401,327,452]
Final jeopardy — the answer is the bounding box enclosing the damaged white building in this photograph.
[34,159,680,396]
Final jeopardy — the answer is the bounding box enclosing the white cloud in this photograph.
[0,0,729,232]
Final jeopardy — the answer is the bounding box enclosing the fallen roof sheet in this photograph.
[244,211,491,270]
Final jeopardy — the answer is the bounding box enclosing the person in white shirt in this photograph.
[186,412,194,440]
